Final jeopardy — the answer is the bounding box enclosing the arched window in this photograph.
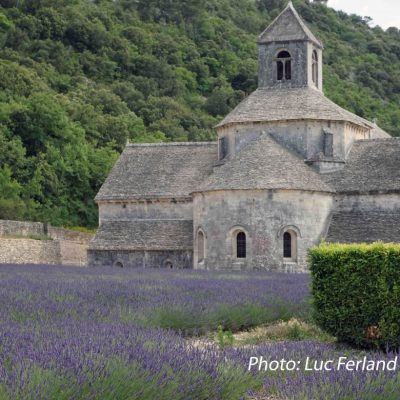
[236,232,246,258]
[283,230,298,261]
[283,232,292,258]
[198,230,205,262]
[312,50,318,86]
[277,50,291,81]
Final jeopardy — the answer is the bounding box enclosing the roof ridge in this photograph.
[261,133,335,190]
[318,90,375,128]
[127,141,217,148]
[260,131,301,157]
[286,2,322,46]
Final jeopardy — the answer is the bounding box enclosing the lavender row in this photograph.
[0,264,311,334]
[0,265,398,399]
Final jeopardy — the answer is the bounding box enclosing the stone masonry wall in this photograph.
[193,189,333,272]
[0,220,93,266]
[88,249,192,269]
[47,226,93,244]
[217,119,359,164]
[258,41,309,89]
[0,220,92,244]
[0,220,44,237]
[59,241,88,266]
[0,239,61,264]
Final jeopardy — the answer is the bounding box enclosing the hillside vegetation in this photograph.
[0,0,399,227]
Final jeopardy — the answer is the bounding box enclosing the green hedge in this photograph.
[308,242,400,349]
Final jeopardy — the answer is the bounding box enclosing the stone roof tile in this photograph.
[324,138,400,193]
[326,212,400,243]
[196,133,334,193]
[371,125,391,138]
[258,2,322,48]
[95,142,217,201]
[217,87,376,129]
[89,220,193,251]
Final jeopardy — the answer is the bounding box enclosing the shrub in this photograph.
[216,325,234,348]
[309,242,400,349]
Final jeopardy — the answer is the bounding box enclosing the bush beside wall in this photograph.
[309,242,400,349]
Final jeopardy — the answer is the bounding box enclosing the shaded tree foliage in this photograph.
[0,0,399,227]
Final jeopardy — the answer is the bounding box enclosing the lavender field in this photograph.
[0,265,398,400]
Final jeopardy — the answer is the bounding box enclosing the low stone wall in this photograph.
[0,219,93,266]
[47,226,93,244]
[0,239,61,264]
[0,239,88,266]
[0,220,44,237]
[60,241,88,266]
[0,219,93,244]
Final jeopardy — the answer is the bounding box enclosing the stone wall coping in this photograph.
[127,142,216,148]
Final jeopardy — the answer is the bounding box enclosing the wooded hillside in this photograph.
[0,0,399,227]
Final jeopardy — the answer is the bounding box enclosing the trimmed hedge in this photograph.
[309,242,400,349]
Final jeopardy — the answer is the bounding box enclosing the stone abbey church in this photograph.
[88,3,400,271]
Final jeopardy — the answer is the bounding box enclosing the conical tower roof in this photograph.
[195,133,333,194]
[258,1,322,48]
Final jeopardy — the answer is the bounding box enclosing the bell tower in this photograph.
[258,2,323,91]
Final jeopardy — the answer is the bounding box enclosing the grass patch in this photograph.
[234,318,335,345]
[63,226,96,234]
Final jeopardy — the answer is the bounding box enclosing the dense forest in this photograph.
[0,0,399,227]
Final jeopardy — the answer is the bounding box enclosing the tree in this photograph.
[0,166,26,220]
[0,0,398,228]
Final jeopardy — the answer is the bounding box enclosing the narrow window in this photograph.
[277,50,291,81]
[198,230,205,262]
[323,129,333,157]
[219,137,227,160]
[283,232,292,258]
[285,60,291,80]
[277,61,284,81]
[312,50,318,86]
[237,232,246,258]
